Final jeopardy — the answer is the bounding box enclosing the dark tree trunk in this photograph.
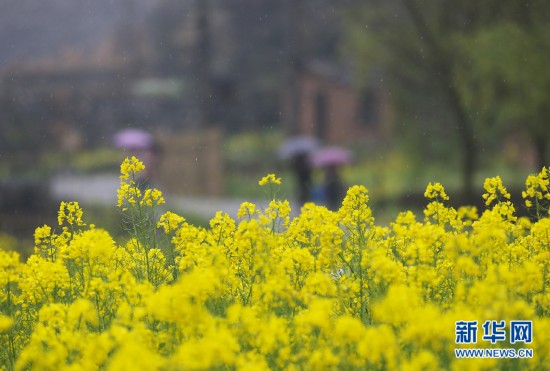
[400,0,478,200]
[197,0,212,128]
[283,0,306,136]
[533,135,549,171]
[445,82,477,200]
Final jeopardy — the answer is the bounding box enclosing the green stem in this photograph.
[338,252,355,275]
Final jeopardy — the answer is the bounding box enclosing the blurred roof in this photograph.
[131,78,186,98]
[304,60,354,86]
[0,0,155,68]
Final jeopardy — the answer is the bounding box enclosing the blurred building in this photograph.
[283,60,392,146]
[0,30,226,196]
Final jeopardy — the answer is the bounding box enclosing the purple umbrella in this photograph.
[113,129,154,150]
[310,146,353,167]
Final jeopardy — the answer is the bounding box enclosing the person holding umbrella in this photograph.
[278,136,319,206]
[113,128,161,189]
[310,146,352,211]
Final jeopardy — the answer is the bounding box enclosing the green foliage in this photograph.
[70,148,126,174]
[224,131,292,198]
[455,21,550,160]
[225,131,282,168]
[343,0,550,190]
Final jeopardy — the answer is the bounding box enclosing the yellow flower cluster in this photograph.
[117,156,165,210]
[157,211,186,234]
[258,174,281,186]
[424,182,450,201]
[57,201,85,227]
[119,156,145,181]
[482,176,511,206]
[522,167,550,216]
[0,162,549,370]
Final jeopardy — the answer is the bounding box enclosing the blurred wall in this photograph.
[294,63,392,146]
[158,128,224,196]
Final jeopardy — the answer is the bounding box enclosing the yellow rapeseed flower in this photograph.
[424,182,450,201]
[57,201,85,226]
[120,156,145,180]
[258,173,281,186]
[157,211,186,233]
[482,176,511,206]
[0,314,13,332]
[2,157,550,370]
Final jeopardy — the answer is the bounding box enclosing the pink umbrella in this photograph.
[310,147,353,167]
[113,129,154,150]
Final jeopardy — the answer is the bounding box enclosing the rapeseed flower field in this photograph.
[1,157,549,370]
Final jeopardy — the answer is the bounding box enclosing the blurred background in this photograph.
[0,0,548,254]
